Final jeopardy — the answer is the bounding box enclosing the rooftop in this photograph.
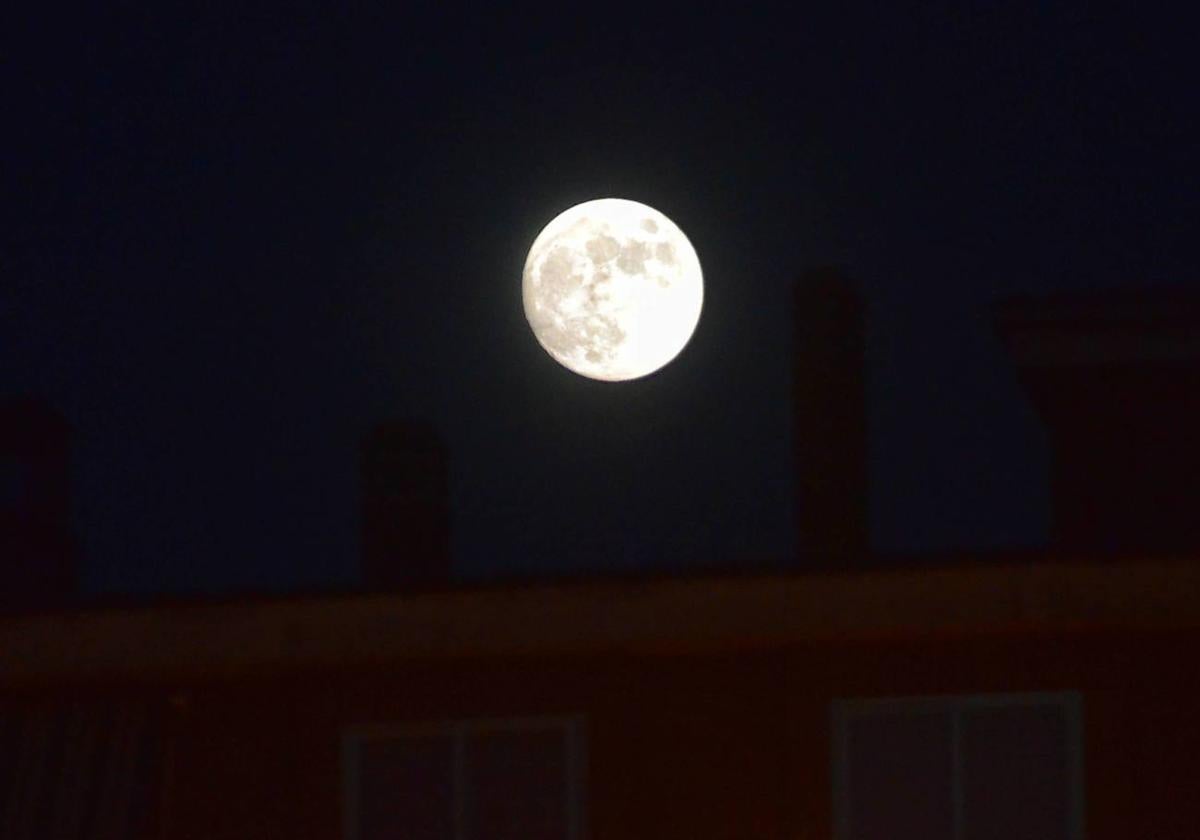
[2,557,1198,684]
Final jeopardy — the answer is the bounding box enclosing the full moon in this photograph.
[522,198,703,381]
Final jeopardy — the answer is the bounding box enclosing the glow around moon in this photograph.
[522,198,703,381]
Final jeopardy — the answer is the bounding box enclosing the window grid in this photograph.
[832,692,1084,840]
[343,715,586,840]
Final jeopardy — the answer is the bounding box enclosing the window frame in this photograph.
[831,692,1084,840]
[342,714,587,840]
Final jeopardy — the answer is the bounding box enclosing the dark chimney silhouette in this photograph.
[0,398,77,608]
[360,420,451,588]
[793,268,869,566]
[996,288,1200,554]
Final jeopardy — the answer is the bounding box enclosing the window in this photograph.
[343,716,585,840]
[0,700,164,838]
[832,693,1083,840]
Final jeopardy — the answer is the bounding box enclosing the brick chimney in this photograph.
[360,420,452,588]
[793,268,869,566]
[0,398,77,608]
[995,288,1200,554]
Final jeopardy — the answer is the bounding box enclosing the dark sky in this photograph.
[4,7,1193,595]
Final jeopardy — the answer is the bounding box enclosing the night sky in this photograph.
[5,8,1192,596]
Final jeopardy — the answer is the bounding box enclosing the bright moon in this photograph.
[522,198,703,381]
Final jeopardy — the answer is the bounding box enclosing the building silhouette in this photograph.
[997,288,1200,552]
[0,398,76,610]
[793,268,869,565]
[360,419,452,589]
[2,286,1199,838]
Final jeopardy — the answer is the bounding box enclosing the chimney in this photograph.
[793,268,869,566]
[0,398,77,609]
[360,420,452,588]
[995,288,1200,554]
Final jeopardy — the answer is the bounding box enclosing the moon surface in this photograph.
[522,198,703,381]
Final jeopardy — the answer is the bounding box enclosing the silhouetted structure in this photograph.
[360,420,451,588]
[0,398,76,609]
[996,288,1200,553]
[3,561,1198,838]
[793,268,869,565]
[7,292,1200,839]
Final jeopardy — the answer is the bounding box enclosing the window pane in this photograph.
[358,734,454,840]
[844,711,954,840]
[465,728,569,840]
[962,705,1072,840]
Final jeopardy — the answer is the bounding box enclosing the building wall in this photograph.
[158,629,1200,839]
